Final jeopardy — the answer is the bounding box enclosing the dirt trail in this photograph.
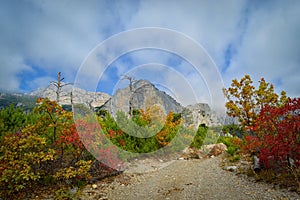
[105,157,300,200]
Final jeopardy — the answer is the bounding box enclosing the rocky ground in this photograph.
[79,155,300,200]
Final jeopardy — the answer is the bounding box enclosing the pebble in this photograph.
[224,165,238,171]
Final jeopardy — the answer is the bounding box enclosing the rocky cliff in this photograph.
[182,103,222,128]
[101,80,183,116]
[30,84,111,108]
[101,79,222,127]
[1,79,223,127]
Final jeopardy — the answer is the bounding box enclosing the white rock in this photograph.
[224,166,237,171]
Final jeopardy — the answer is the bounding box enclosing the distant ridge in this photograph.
[30,83,111,108]
[101,79,222,127]
[0,79,224,126]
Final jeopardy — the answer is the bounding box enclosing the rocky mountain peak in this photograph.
[132,79,153,89]
[30,83,111,108]
[0,79,223,127]
[102,79,183,116]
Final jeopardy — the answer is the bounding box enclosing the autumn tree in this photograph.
[243,98,300,171]
[223,75,287,128]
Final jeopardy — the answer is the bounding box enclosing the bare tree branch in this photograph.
[50,72,73,104]
[122,75,152,117]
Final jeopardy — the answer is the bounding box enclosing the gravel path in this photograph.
[101,157,300,200]
[79,156,300,200]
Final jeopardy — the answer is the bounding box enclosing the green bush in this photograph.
[217,136,233,147]
[0,104,38,142]
[222,124,241,134]
[226,146,238,156]
[99,109,182,154]
[217,136,242,156]
[190,124,208,148]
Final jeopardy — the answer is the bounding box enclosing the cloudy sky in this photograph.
[1,0,299,109]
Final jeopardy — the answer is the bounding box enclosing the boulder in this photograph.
[202,143,227,157]
[180,147,202,160]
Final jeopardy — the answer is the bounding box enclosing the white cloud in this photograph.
[0,53,33,91]
[126,0,247,68]
[1,0,299,106]
[224,0,300,97]
[0,0,131,91]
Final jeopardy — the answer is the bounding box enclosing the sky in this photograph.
[1,0,300,111]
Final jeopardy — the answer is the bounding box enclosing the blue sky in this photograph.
[1,0,300,109]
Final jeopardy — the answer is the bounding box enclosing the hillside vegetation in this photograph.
[0,74,299,199]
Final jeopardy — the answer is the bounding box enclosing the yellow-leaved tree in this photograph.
[223,74,287,128]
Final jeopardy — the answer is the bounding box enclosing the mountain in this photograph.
[101,79,222,127]
[0,84,111,111]
[101,79,183,115]
[0,92,37,110]
[0,80,223,127]
[30,83,111,108]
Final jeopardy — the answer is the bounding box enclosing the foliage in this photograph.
[221,124,242,137]
[55,188,77,200]
[33,97,73,144]
[254,98,300,169]
[74,116,124,172]
[240,135,261,155]
[223,74,287,128]
[0,130,55,197]
[190,124,208,148]
[217,136,242,156]
[237,98,300,191]
[224,76,299,190]
[228,155,241,162]
[0,98,95,198]
[0,104,36,135]
[54,160,92,180]
[99,108,183,154]
[203,126,223,145]
[156,111,182,147]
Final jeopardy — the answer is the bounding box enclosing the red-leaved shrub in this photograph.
[254,98,300,169]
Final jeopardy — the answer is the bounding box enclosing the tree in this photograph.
[223,75,287,128]
[51,72,72,104]
[254,98,300,169]
[0,104,28,134]
[122,76,151,117]
[122,75,137,117]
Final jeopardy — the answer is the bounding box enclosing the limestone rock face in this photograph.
[30,84,111,108]
[26,79,225,127]
[102,80,183,116]
[182,103,222,128]
[101,79,223,127]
